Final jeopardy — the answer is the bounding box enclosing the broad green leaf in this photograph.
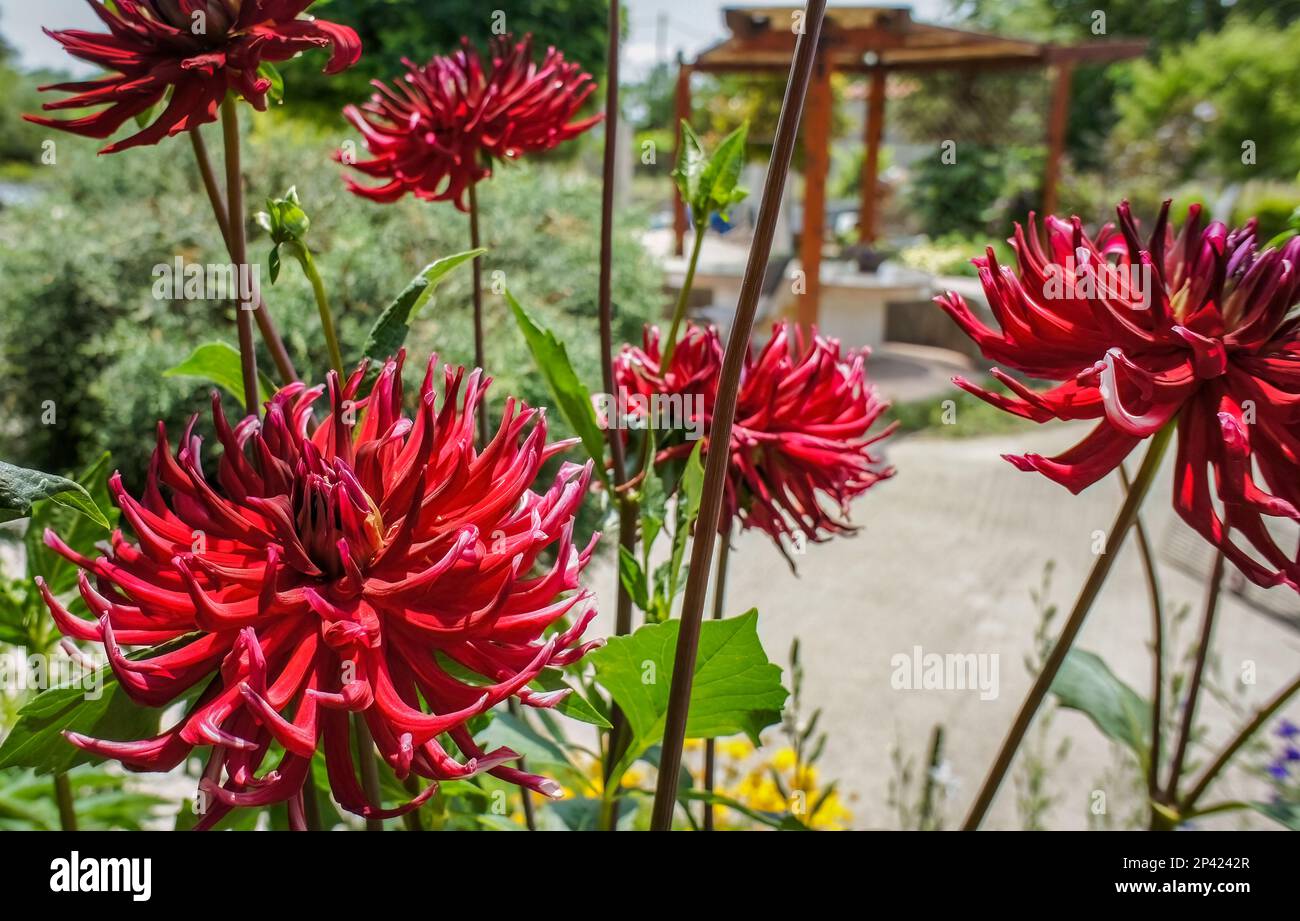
[697,122,749,221]
[163,341,275,404]
[506,290,611,491]
[0,635,197,775]
[0,460,109,530]
[363,250,484,364]
[1050,649,1151,756]
[25,452,115,594]
[590,610,788,783]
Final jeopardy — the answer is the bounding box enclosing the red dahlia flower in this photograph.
[27,1,360,153]
[37,354,599,829]
[937,202,1300,591]
[614,322,895,554]
[340,34,601,211]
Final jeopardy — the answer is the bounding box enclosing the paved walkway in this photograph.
[587,420,1300,829]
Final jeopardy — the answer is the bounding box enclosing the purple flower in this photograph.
[1277,719,1300,740]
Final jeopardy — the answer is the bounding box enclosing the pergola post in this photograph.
[858,67,886,243]
[672,53,692,257]
[797,50,833,330]
[1042,61,1074,218]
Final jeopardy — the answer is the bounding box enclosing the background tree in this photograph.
[282,0,613,117]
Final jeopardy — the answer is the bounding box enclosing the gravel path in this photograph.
[588,420,1300,829]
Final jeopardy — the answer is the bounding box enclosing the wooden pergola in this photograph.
[672,5,1147,327]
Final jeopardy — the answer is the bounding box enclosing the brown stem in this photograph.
[219,99,260,416]
[961,422,1175,830]
[596,0,640,829]
[1164,550,1225,804]
[190,127,298,385]
[467,181,489,444]
[53,772,77,831]
[1180,670,1300,812]
[1119,461,1165,803]
[703,532,732,832]
[649,0,829,832]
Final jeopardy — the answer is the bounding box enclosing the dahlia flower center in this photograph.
[292,464,385,579]
[146,0,240,39]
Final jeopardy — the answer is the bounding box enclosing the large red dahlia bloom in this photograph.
[937,202,1300,591]
[37,354,599,829]
[26,1,360,153]
[614,322,895,554]
[340,34,601,211]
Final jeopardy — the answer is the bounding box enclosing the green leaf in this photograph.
[25,452,115,594]
[671,120,706,208]
[163,341,274,404]
[475,710,592,795]
[532,669,611,729]
[1250,800,1300,830]
[673,121,750,226]
[0,637,197,775]
[268,246,282,284]
[363,250,485,364]
[506,290,611,491]
[697,122,749,220]
[660,442,705,619]
[590,610,788,783]
[1050,649,1151,756]
[0,460,109,530]
[618,546,650,612]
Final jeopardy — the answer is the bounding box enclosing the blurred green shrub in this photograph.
[1112,19,1300,185]
[0,113,662,489]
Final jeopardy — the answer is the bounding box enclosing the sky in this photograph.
[1,0,952,79]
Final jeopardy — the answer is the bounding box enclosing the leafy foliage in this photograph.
[672,121,749,227]
[0,115,662,490]
[590,611,788,783]
[280,0,612,116]
[1113,19,1300,184]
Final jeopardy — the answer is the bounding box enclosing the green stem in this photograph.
[353,714,384,832]
[219,97,260,417]
[53,772,77,831]
[661,225,706,373]
[467,180,489,446]
[1180,670,1300,813]
[303,766,323,831]
[298,247,345,378]
[189,127,298,385]
[1119,461,1165,808]
[507,699,538,832]
[702,532,732,832]
[1164,550,1224,806]
[961,422,1175,830]
[401,777,424,832]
